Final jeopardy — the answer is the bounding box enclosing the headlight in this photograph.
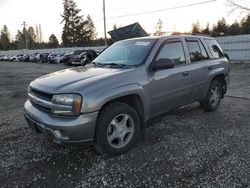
[51,94,82,116]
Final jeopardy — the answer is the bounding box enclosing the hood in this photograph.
[30,66,122,93]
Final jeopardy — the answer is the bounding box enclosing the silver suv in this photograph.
[24,35,230,155]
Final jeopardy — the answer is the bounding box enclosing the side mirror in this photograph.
[153,58,175,70]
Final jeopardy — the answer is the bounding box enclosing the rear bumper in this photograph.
[24,100,98,144]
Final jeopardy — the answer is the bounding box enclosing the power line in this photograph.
[94,0,216,22]
[109,0,216,18]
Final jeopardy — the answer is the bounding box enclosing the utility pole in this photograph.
[103,0,107,46]
[21,21,28,50]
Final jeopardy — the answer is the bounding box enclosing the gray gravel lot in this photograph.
[0,61,250,187]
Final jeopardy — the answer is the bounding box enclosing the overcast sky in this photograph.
[0,0,248,42]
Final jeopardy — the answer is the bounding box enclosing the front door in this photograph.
[149,39,193,117]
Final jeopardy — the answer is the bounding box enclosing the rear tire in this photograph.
[200,80,222,112]
[95,102,140,156]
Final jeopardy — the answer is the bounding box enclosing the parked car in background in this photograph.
[59,53,73,65]
[61,50,86,65]
[53,53,65,64]
[21,54,30,62]
[80,50,98,66]
[29,53,38,62]
[0,55,4,61]
[48,53,57,63]
[38,53,50,63]
[11,54,23,62]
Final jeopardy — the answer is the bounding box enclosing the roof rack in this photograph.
[171,32,211,37]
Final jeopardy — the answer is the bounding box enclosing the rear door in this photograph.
[184,37,211,101]
[149,39,193,117]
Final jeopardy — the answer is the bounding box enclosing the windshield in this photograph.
[94,39,156,66]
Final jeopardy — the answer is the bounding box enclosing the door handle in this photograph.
[208,67,213,70]
[182,71,189,76]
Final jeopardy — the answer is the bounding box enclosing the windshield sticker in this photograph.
[135,41,150,46]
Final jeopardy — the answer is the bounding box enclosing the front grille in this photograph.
[29,88,53,114]
[30,101,51,113]
[30,87,53,101]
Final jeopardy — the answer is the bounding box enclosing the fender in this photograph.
[203,67,227,96]
[83,83,151,121]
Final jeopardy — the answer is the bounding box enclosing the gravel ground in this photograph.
[0,61,250,187]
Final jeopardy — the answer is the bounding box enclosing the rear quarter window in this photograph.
[204,39,224,59]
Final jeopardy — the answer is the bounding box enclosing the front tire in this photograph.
[200,80,222,112]
[95,102,140,156]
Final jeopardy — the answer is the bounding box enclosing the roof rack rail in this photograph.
[171,32,211,37]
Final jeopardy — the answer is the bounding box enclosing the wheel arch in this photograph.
[97,93,147,133]
[212,73,227,98]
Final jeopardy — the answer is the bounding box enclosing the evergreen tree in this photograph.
[61,0,97,47]
[201,23,210,35]
[212,18,228,36]
[241,15,250,34]
[80,15,97,45]
[61,0,83,46]
[0,25,11,50]
[48,34,59,48]
[15,29,26,49]
[228,22,242,35]
[153,19,165,36]
[192,21,201,33]
[27,26,37,49]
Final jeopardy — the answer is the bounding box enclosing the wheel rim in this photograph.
[107,114,134,149]
[210,85,220,106]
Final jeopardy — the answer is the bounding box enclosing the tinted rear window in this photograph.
[186,40,208,62]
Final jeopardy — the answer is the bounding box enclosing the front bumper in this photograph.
[24,100,98,144]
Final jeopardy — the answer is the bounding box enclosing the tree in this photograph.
[227,22,242,35]
[201,23,210,35]
[35,24,43,43]
[227,0,250,14]
[15,29,26,49]
[61,0,97,47]
[212,18,228,36]
[27,26,37,49]
[153,19,165,36]
[14,26,38,49]
[80,15,97,45]
[61,0,82,46]
[0,25,11,50]
[241,15,250,34]
[192,21,201,33]
[48,34,59,48]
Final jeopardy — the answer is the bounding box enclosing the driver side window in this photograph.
[157,42,186,65]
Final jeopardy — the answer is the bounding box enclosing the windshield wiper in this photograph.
[102,63,129,68]
[93,62,129,68]
[92,62,104,67]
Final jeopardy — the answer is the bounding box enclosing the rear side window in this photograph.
[157,41,186,65]
[204,39,224,59]
[186,40,208,62]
